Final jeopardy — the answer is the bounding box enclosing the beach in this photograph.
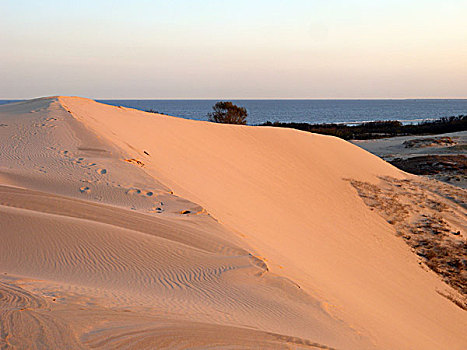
[0,97,466,349]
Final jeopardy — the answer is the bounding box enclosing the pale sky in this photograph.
[1,0,466,99]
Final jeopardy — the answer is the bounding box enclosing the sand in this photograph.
[352,131,467,188]
[0,97,465,349]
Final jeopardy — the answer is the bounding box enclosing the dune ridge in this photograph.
[0,97,465,349]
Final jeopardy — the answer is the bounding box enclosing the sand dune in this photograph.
[0,97,465,349]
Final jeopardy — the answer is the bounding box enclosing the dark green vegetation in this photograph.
[207,101,248,125]
[260,115,467,140]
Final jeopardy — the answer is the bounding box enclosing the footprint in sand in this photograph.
[97,168,107,175]
[79,186,91,194]
[149,207,164,213]
[126,188,155,197]
[124,158,144,167]
[127,188,142,195]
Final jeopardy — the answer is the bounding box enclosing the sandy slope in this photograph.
[0,97,465,349]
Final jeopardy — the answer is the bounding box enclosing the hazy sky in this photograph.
[1,0,466,98]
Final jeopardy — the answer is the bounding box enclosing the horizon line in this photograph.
[2,96,467,101]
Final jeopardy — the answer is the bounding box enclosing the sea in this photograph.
[1,99,466,125]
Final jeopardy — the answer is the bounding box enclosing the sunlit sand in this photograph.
[0,97,465,349]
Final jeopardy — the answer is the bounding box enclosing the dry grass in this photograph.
[349,177,467,306]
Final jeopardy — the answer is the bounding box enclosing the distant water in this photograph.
[97,99,467,125]
[1,99,466,125]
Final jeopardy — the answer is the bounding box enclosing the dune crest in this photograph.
[0,97,465,349]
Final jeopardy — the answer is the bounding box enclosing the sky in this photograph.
[1,0,466,99]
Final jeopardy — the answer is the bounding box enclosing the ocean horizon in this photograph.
[1,98,466,125]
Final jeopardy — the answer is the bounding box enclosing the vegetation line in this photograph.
[259,115,466,140]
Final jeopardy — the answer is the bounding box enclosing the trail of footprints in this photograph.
[126,188,166,213]
[34,116,57,128]
[123,187,202,215]
[49,146,197,216]
[126,188,154,197]
[48,147,109,180]
[34,115,197,216]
